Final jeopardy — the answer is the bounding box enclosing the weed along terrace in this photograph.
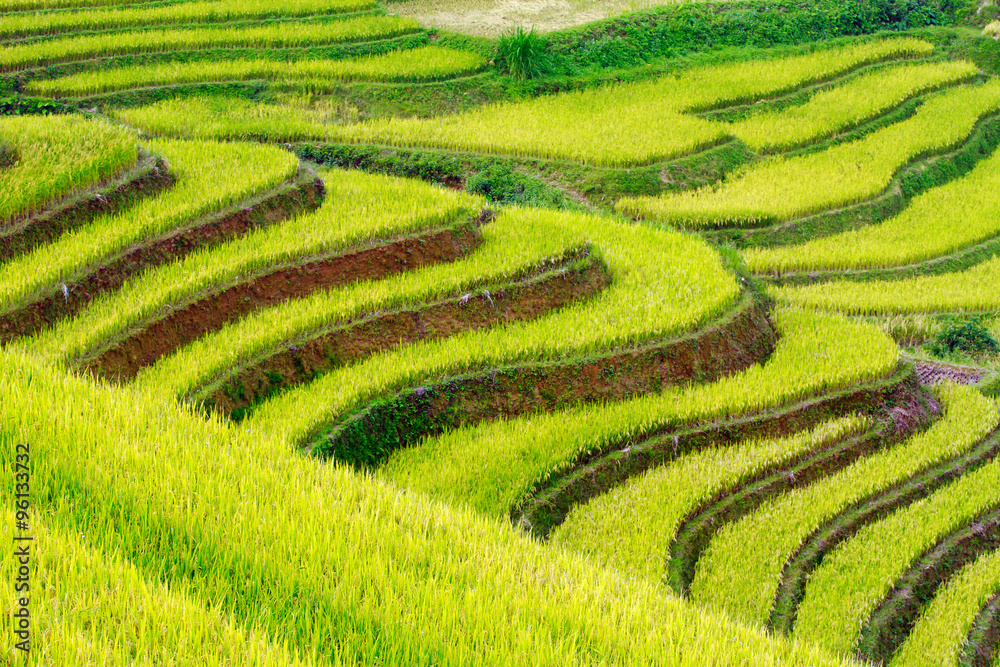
[5,0,1000,662]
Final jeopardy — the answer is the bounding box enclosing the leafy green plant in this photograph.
[495,26,550,80]
[466,163,569,208]
[926,315,1000,358]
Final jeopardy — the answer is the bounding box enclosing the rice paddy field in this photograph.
[5,0,1000,663]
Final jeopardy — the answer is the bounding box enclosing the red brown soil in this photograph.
[859,497,1000,665]
[82,221,483,382]
[0,169,325,344]
[517,362,928,538]
[0,153,173,263]
[321,294,780,467]
[198,253,607,418]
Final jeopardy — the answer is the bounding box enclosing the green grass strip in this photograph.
[689,383,998,627]
[26,45,485,96]
[0,348,867,667]
[0,114,136,224]
[228,206,740,443]
[773,253,1000,315]
[617,80,1000,227]
[375,308,899,518]
[730,60,979,153]
[0,500,316,666]
[889,548,1000,667]
[549,415,869,582]
[0,138,297,313]
[0,0,374,40]
[0,16,420,71]
[25,167,480,365]
[793,438,1000,655]
[745,142,1000,274]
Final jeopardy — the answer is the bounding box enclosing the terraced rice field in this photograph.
[5,0,1000,664]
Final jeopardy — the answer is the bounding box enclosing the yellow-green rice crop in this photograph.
[113,95,349,142]
[132,203,583,399]
[0,139,297,313]
[690,382,997,627]
[26,168,481,364]
[745,144,1000,274]
[773,254,1000,314]
[0,0,374,40]
[248,38,931,167]
[0,114,136,224]
[0,347,865,667]
[79,204,737,437]
[549,415,870,583]
[793,440,1000,655]
[0,502,316,667]
[617,80,1000,227]
[0,0,139,11]
[27,46,485,96]
[0,16,420,71]
[111,39,936,154]
[235,205,741,447]
[889,547,1000,667]
[376,308,899,517]
[730,60,979,153]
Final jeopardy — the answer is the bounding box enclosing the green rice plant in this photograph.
[0,0,374,40]
[690,382,998,627]
[745,144,1000,274]
[495,25,550,80]
[131,204,583,399]
[773,254,1000,315]
[0,0,149,11]
[889,547,1000,667]
[0,502,316,666]
[0,348,865,667]
[113,95,344,142]
[617,81,1000,227]
[730,60,979,153]
[0,16,421,72]
[111,39,935,154]
[0,139,297,314]
[76,204,739,444]
[793,440,1000,655]
[144,38,933,167]
[28,45,485,96]
[0,114,136,224]
[26,168,482,364]
[374,308,898,518]
[549,415,870,582]
[232,206,741,448]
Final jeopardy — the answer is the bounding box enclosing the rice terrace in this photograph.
[6,0,1000,661]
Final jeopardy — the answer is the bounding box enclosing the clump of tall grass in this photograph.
[495,26,550,80]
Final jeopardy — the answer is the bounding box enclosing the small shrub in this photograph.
[926,315,1000,358]
[466,163,570,208]
[496,26,550,80]
[985,19,1000,39]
